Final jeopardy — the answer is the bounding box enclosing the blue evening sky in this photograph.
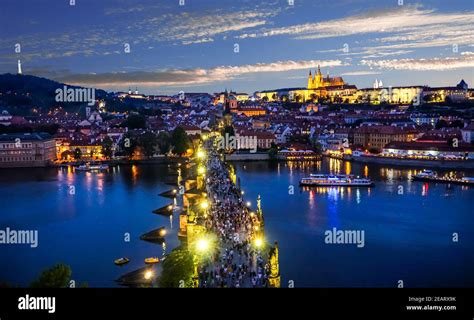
[0,0,472,94]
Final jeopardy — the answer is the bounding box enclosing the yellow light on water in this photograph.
[198,166,206,175]
[144,270,153,280]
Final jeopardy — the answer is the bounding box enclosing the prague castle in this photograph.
[256,66,356,103]
[255,68,471,105]
[307,66,344,89]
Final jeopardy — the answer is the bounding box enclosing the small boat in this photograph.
[413,170,474,186]
[89,164,109,171]
[114,257,130,266]
[413,170,437,180]
[76,164,90,171]
[144,257,160,264]
[76,163,109,171]
[300,174,374,187]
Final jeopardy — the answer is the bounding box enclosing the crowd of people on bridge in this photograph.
[197,141,271,288]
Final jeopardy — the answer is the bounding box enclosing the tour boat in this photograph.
[144,257,160,264]
[300,174,374,187]
[114,257,130,266]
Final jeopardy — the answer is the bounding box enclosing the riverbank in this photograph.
[350,155,474,169]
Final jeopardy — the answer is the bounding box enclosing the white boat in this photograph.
[75,164,90,171]
[300,174,374,187]
[89,164,109,171]
[76,163,109,171]
[413,170,437,180]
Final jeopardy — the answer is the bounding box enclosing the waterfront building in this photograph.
[0,133,56,167]
[382,140,474,160]
[236,129,276,149]
[353,125,418,151]
[56,138,103,160]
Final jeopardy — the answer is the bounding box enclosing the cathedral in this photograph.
[307,65,345,89]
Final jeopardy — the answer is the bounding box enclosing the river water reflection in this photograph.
[0,159,472,287]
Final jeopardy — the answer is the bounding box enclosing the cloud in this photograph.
[360,56,474,71]
[51,59,346,88]
[341,71,381,76]
[0,8,276,64]
[237,5,474,49]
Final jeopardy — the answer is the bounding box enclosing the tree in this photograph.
[268,143,278,160]
[449,120,464,128]
[158,247,194,288]
[121,114,146,129]
[120,132,138,159]
[101,136,114,159]
[139,132,158,158]
[223,125,235,137]
[157,131,171,154]
[171,126,190,156]
[30,264,72,288]
[73,148,82,160]
[435,119,448,129]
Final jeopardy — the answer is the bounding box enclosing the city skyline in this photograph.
[0,0,473,95]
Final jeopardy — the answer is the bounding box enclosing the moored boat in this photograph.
[300,174,374,187]
[114,257,130,266]
[412,170,437,181]
[75,163,109,171]
[413,170,474,186]
[144,257,160,264]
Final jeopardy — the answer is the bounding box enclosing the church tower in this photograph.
[315,65,323,88]
[17,60,22,75]
[307,70,313,89]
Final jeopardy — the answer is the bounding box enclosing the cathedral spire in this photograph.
[17,60,22,75]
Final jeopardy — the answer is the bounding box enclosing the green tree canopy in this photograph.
[101,136,114,159]
[120,132,138,159]
[73,148,82,160]
[30,264,72,288]
[171,126,190,155]
[158,247,194,288]
[157,131,171,154]
[122,114,146,129]
[139,132,158,158]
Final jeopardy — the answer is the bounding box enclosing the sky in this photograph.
[0,0,473,95]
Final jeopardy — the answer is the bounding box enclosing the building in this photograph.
[255,67,349,103]
[0,133,56,167]
[353,125,418,151]
[382,141,474,160]
[236,130,276,149]
[307,66,345,89]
